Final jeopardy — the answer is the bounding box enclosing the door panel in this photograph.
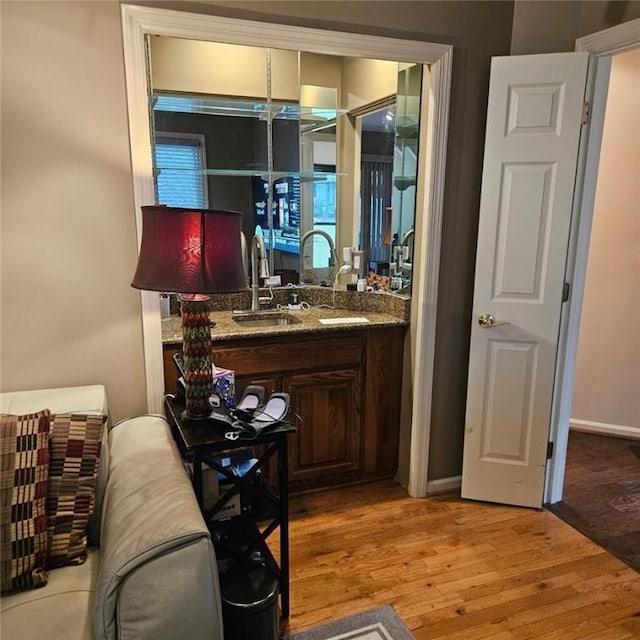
[285,369,362,488]
[480,340,538,464]
[493,162,555,299]
[462,52,590,508]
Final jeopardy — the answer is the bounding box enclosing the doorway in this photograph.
[548,46,640,570]
[460,17,640,509]
[543,17,640,507]
[569,47,640,444]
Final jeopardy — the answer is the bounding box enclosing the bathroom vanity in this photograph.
[162,305,407,493]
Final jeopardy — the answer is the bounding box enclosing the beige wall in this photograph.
[571,48,640,433]
[150,37,299,101]
[341,58,399,111]
[0,1,147,422]
[2,0,636,476]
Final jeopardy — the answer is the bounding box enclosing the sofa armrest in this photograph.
[93,415,223,640]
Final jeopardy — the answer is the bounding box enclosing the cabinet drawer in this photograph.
[212,333,364,377]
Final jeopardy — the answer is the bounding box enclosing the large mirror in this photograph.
[147,37,422,294]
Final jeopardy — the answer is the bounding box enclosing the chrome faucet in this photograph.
[401,227,415,247]
[299,229,338,284]
[250,234,270,311]
[401,227,415,269]
[391,227,415,280]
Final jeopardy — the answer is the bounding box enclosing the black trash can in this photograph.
[221,560,279,640]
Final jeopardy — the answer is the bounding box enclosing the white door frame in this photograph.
[544,18,640,504]
[120,4,453,498]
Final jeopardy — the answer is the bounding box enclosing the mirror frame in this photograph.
[121,3,452,498]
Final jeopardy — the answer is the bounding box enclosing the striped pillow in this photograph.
[0,410,51,592]
[46,413,105,568]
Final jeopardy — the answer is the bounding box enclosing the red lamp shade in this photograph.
[131,205,248,420]
[131,205,247,294]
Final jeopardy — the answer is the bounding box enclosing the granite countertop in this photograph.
[161,287,410,344]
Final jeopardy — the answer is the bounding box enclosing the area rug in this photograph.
[286,605,414,640]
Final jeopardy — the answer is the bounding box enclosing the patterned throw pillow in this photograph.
[0,410,51,592]
[46,413,105,568]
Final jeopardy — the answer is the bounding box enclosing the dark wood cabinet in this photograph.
[284,367,362,490]
[163,326,405,493]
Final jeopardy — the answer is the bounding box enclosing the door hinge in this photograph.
[562,282,570,303]
[547,441,554,459]
[581,102,590,125]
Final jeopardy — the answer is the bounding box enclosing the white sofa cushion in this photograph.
[0,548,99,640]
[0,385,108,416]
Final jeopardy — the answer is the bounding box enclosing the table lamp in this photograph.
[131,205,247,420]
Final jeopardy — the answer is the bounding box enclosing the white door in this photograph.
[461,52,590,508]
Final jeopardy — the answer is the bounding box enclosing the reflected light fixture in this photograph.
[131,205,247,420]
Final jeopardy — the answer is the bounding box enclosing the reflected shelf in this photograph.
[151,93,348,125]
[395,114,419,139]
[152,167,345,182]
[393,175,417,190]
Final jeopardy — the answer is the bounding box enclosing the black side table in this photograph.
[164,395,296,620]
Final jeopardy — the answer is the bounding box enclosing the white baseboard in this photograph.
[570,419,640,440]
[426,475,461,494]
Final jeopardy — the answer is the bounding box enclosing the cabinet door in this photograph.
[284,368,362,491]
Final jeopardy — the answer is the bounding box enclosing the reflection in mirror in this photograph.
[353,63,422,294]
[298,53,339,285]
[357,103,396,283]
[389,63,422,293]
[299,130,337,278]
[146,36,422,296]
[148,38,301,285]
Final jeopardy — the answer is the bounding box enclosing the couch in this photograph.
[0,385,224,640]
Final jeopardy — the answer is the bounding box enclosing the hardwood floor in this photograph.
[549,430,640,571]
[276,479,640,639]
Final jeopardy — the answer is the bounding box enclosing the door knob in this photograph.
[478,313,509,328]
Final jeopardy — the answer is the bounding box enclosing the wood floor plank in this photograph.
[509,609,629,640]
[579,630,634,640]
[280,479,640,639]
[519,619,609,640]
